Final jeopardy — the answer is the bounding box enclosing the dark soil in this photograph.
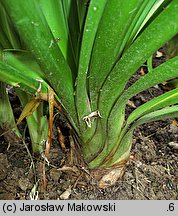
[0,50,178,200]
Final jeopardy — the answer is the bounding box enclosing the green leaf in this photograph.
[2,0,77,127]
[62,0,80,66]
[38,0,68,58]
[89,51,178,167]
[2,50,45,79]
[76,0,87,30]
[0,82,21,138]
[105,105,178,166]
[89,0,143,111]
[80,1,178,163]
[126,88,178,126]
[122,56,178,106]
[165,34,178,60]
[76,0,108,141]
[0,2,21,49]
[0,60,47,94]
[96,0,178,154]
[147,55,153,72]
[101,130,133,167]
[109,55,178,126]
[100,0,178,119]
[107,56,178,156]
[39,0,77,73]
[124,0,168,49]
[0,49,48,94]
[17,90,48,153]
[132,105,178,129]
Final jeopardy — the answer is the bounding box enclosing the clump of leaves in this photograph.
[0,0,178,187]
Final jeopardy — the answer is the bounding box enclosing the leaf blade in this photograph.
[127,85,178,126]
[2,0,77,125]
[100,0,178,118]
[76,0,108,141]
[88,0,143,111]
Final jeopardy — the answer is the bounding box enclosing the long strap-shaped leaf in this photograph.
[38,0,69,59]
[17,90,48,153]
[0,61,47,95]
[88,0,143,111]
[76,0,107,141]
[126,84,178,126]
[108,55,178,141]
[0,2,21,49]
[39,0,78,75]
[123,0,168,51]
[106,55,178,158]
[96,0,178,154]
[0,48,47,91]
[62,0,80,67]
[76,0,87,31]
[113,106,178,167]
[88,56,178,167]
[132,106,178,129]
[106,105,178,166]
[103,87,178,166]
[0,82,21,138]
[1,0,78,127]
[82,1,178,165]
[100,0,178,119]
[2,50,45,79]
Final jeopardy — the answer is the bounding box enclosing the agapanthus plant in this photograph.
[0,0,178,187]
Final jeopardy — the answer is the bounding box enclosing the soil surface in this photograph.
[0,50,178,200]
